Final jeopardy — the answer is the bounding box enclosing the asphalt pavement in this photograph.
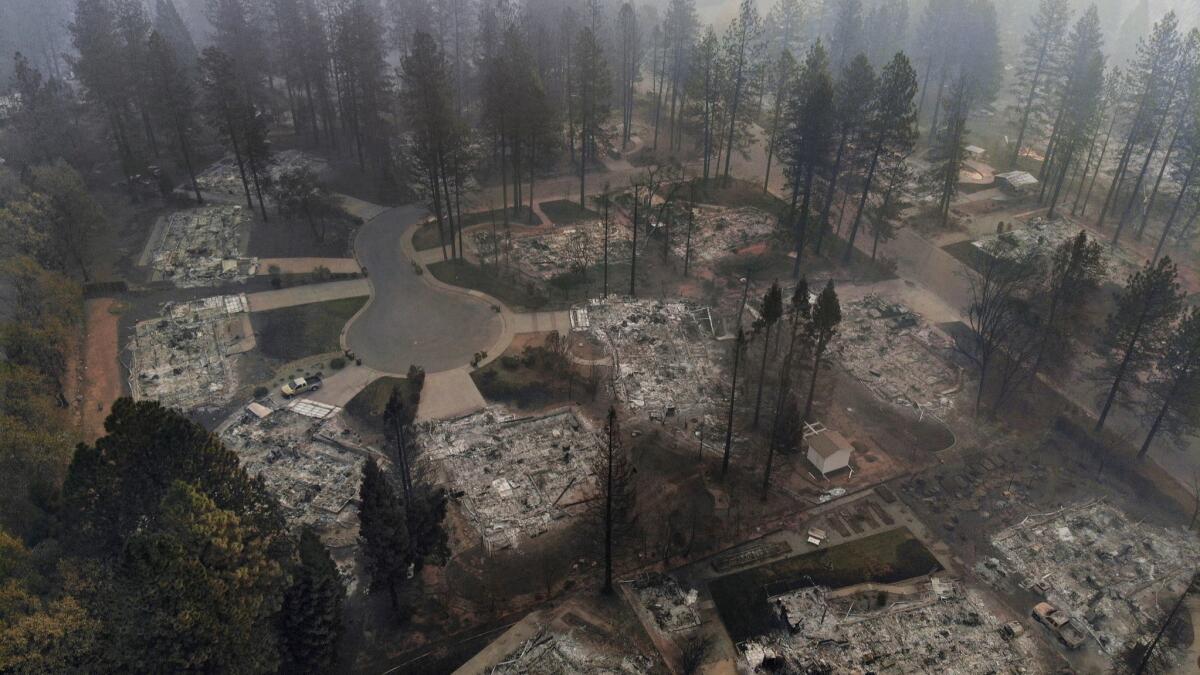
[343,205,504,374]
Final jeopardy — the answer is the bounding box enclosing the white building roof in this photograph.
[996,170,1039,187]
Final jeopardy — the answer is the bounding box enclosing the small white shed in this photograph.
[995,170,1039,194]
[807,430,853,475]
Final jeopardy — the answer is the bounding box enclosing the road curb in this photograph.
[398,217,515,372]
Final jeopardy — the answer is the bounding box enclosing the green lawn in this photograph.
[471,360,567,410]
[250,296,367,362]
[690,177,790,216]
[412,207,538,251]
[427,259,552,310]
[941,239,993,275]
[709,528,942,642]
[540,199,600,224]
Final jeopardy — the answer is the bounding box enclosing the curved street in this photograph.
[344,205,504,374]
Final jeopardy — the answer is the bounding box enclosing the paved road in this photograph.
[344,205,504,374]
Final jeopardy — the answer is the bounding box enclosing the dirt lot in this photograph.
[79,298,124,441]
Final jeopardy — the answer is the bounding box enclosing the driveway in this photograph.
[245,278,370,312]
[344,205,505,374]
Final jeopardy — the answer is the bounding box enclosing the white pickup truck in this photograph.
[281,375,322,398]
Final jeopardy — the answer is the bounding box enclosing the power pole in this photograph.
[722,329,745,477]
[602,407,617,595]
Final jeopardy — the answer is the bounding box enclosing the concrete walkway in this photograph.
[256,257,361,275]
[416,368,487,422]
[245,278,370,312]
[336,193,389,221]
[306,364,385,407]
[510,310,573,334]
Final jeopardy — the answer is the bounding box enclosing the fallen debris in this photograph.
[971,217,1137,285]
[484,621,652,674]
[746,578,1042,673]
[983,500,1200,661]
[671,205,777,264]
[417,407,602,551]
[195,149,328,198]
[472,220,632,281]
[220,408,377,586]
[625,573,701,633]
[837,295,961,420]
[129,294,253,412]
[582,298,725,422]
[150,205,257,287]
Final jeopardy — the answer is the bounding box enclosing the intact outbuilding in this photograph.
[806,429,853,475]
[995,170,1039,194]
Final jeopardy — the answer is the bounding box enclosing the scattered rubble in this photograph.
[971,217,1137,284]
[150,205,257,287]
[745,578,1042,673]
[580,298,725,422]
[416,407,602,551]
[982,500,1200,659]
[671,206,777,264]
[129,294,254,412]
[195,149,328,197]
[486,622,653,674]
[837,295,962,420]
[625,573,701,633]
[472,221,632,281]
[221,407,377,587]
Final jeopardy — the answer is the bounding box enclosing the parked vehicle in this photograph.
[281,375,322,398]
[1032,602,1086,649]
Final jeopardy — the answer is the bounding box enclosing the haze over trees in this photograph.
[7,0,1200,670]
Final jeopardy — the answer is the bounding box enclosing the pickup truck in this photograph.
[281,375,322,398]
[1032,602,1086,649]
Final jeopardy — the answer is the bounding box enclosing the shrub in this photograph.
[253,386,269,398]
[330,357,347,370]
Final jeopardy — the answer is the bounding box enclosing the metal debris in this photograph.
[220,409,377,588]
[985,500,1200,661]
[625,573,701,633]
[747,579,1042,673]
[195,149,328,197]
[150,205,258,287]
[416,407,602,552]
[671,205,777,263]
[584,298,725,422]
[837,295,962,420]
[129,294,253,412]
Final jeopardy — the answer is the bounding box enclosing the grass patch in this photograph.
[691,177,789,216]
[460,206,537,228]
[709,528,942,642]
[412,207,538,251]
[470,339,575,409]
[472,364,564,409]
[344,375,405,432]
[541,199,600,225]
[427,260,551,310]
[251,296,367,362]
[941,239,991,274]
[715,250,794,282]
